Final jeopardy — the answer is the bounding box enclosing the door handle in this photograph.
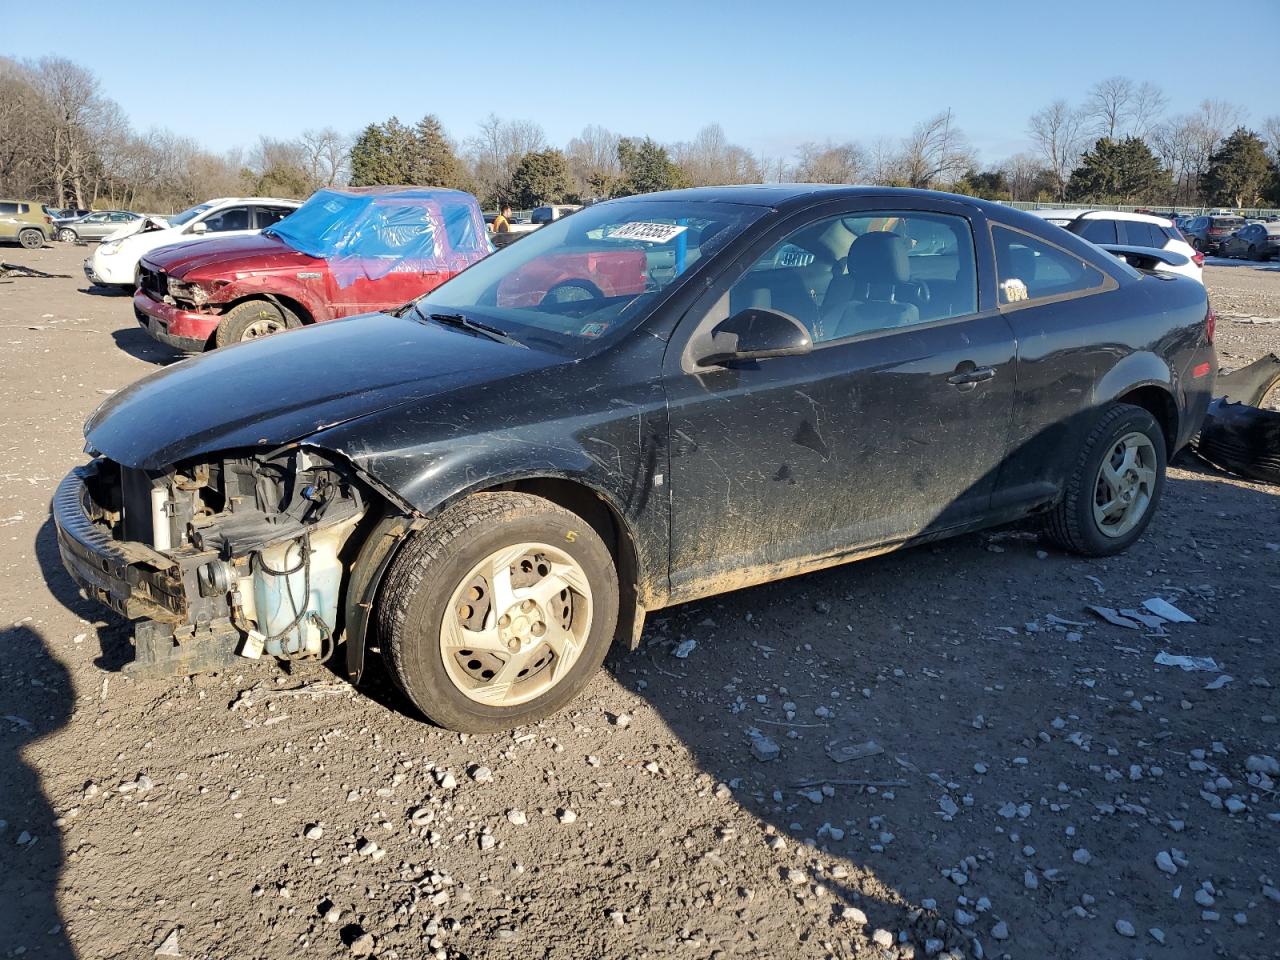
[947,366,996,386]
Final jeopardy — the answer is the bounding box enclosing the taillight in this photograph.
[1205,306,1216,344]
[1192,250,1204,268]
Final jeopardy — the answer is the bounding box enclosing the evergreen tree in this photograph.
[349,115,470,190]
[1065,136,1171,204]
[509,149,574,207]
[614,137,683,196]
[410,115,470,191]
[1201,128,1272,208]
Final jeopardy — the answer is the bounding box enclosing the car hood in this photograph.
[85,312,564,470]
[103,215,169,242]
[145,233,320,279]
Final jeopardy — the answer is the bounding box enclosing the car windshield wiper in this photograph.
[420,309,527,348]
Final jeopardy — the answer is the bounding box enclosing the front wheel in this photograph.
[1248,244,1259,261]
[214,299,301,348]
[58,228,78,243]
[378,493,619,732]
[18,229,43,250]
[1044,403,1166,556]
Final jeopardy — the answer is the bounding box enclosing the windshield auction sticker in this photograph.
[607,222,689,244]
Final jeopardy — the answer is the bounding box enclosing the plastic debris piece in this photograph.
[1143,598,1196,623]
[1154,651,1220,672]
[1088,606,1140,629]
[673,639,696,659]
[826,737,884,763]
[1204,675,1234,690]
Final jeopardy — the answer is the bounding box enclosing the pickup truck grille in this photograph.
[139,265,167,300]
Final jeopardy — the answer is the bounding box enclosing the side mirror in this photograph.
[697,308,813,367]
[189,221,208,235]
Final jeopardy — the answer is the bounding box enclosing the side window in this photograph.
[1121,222,1157,247]
[0,202,19,215]
[1076,219,1118,244]
[109,212,133,222]
[254,206,293,229]
[725,210,978,343]
[992,225,1108,306]
[201,206,251,232]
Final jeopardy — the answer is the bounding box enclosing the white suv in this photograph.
[1029,209,1203,284]
[85,196,301,288]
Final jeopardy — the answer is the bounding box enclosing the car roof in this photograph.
[1028,208,1172,226]
[201,197,302,207]
[624,183,1016,214]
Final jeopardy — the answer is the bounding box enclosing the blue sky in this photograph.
[6,0,1277,165]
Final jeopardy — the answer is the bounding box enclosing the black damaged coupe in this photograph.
[55,186,1216,731]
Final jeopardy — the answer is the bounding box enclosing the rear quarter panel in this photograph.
[995,271,1211,507]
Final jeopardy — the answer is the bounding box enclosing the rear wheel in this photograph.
[1248,244,1259,261]
[1045,403,1166,556]
[18,229,43,250]
[57,227,78,243]
[214,299,301,348]
[378,492,619,732]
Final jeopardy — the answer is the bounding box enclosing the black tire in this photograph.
[378,492,619,732]
[57,227,78,243]
[214,299,301,349]
[18,229,43,250]
[1044,403,1167,556]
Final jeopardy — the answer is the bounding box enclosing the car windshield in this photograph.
[167,203,214,227]
[414,199,765,355]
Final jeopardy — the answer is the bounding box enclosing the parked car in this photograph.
[1182,214,1245,254]
[132,187,492,350]
[1218,221,1280,261]
[55,185,1216,731]
[84,196,301,289]
[1029,208,1203,283]
[55,210,143,242]
[531,204,582,225]
[0,199,55,249]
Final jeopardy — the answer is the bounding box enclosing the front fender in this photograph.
[211,275,328,322]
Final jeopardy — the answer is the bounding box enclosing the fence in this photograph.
[1004,200,1280,219]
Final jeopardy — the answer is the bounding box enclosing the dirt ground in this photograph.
[1,243,1278,960]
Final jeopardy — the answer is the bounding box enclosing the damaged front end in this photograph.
[54,447,370,678]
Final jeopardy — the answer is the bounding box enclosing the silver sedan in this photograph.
[55,210,142,242]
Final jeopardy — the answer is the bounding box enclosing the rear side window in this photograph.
[992,225,1108,307]
[0,202,19,215]
[254,206,294,230]
[1074,218,1118,244]
[1122,222,1164,247]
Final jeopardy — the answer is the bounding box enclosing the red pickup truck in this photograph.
[133,187,494,350]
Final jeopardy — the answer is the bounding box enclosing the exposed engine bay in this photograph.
[72,447,369,674]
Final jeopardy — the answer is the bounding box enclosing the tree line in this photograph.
[3,55,1278,214]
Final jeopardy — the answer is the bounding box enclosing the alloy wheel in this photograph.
[1092,432,1158,537]
[240,314,285,340]
[440,542,593,706]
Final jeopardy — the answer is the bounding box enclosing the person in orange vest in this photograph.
[491,203,512,234]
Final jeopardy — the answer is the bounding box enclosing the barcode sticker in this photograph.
[607,222,688,244]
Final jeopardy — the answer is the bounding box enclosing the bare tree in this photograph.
[1129,82,1169,138]
[792,140,865,184]
[899,110,972,189]
[300,127,351,187]
[1086,76,1135,139]
[566,124,621,198]
[867,137,906,185]
[1000,152,1048,202]
[1262,116,1280,164]
[0,58,55,200]
[465,114,547,206]
[32,57,120,207]
[670,124,762,186]
[1029,100,1087,200]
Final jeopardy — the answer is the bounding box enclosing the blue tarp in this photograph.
[266,187,492,288]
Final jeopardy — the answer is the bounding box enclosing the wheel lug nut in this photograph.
[498,614,510,628]
[508,638,521,652]
[521,599,534,613]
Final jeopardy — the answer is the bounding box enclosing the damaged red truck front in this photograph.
[133,186,493,350]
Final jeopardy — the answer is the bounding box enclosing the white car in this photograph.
[1028,208,1203,284]
[85,196,301,288]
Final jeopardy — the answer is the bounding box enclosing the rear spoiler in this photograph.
[1099,244,1191,272]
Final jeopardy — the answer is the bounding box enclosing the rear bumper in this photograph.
[134,291,217,351]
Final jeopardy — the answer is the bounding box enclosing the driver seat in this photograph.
[824,232,920,338]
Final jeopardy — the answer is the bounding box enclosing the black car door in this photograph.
[660,199,1017,601]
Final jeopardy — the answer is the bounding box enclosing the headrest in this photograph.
[848,231,910,284]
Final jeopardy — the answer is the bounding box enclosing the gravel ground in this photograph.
[1,244,1278,960]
